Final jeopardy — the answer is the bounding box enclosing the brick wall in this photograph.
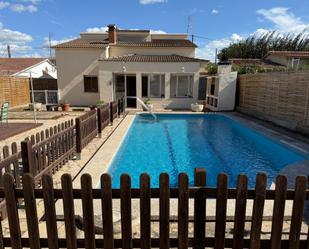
[0,76,30,107]
[237,71,309,135]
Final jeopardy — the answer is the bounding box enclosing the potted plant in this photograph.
[61,100,70,111]
[29,102,42,111]
[143,98,154,111]
[96,100,105,107]
[191,102,204,112]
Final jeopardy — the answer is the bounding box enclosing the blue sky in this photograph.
[0,0,308,60]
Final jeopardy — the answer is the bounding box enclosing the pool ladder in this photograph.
[126,96,157,121]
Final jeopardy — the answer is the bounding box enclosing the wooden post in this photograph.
[194,168,206,249]
[110,102,113,124]
[118,99,121,116]
[75,118,81,160]
[97,107,102,138]
[21,140,34,175]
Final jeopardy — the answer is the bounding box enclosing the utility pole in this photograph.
[186,15,192,34]
[7,45,11,58]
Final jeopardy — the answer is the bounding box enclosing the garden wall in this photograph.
[0,76,30,107]
[237,71,309,135]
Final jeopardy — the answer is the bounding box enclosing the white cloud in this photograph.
[42,37,76,47]
[0,1,40,13]
[10,4,37,12]
[196,33,243,61]
[0,1,9,9]
[211,9,219,15]
[139,0,167,5]
[86,26,108,33]
[150,29,166,34]
[0,22,35,57]
[257,7,309,33]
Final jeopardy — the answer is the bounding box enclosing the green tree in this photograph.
[219,32,309,60]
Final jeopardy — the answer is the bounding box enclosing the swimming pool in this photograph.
[108,114,307,188]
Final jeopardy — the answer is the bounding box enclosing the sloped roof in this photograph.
[0,58,46,75]
[53,38,197,49]
[229,58,284,69]
[266,51,309,58]
[53,38,109,49]
[100,54,209,63]
[114,39,197,48]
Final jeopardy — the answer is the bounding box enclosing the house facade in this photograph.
[54,24,209,109]
[264,51,309,69]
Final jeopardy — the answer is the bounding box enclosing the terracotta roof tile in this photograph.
[229,58,284,69]
[53,38,109,48]
[0,58,46,75]
[100,54,209,63]
[54,38,197,48]
[266,51,309,58]
[114,39,197,47]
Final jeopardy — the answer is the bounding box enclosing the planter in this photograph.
[191,103,204,112]
[61,103,70,112]
[29,103,42,111]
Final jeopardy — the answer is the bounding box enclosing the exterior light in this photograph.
[181,66,185,73]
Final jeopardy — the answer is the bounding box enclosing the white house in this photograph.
[54,24,209,109]
[0,58,57,79]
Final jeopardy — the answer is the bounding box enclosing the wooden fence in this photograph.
[0,168,308,249]
[237,71,309,135]
[21,119,75,185]
[76,109,98,156]
[97,104,110,135]
[0,76,30,107]
[110,101,118,123]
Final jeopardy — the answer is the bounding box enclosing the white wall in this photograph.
[15,60,57,79]
[109,47,195,58]
[99,61,201,109]
[56,48,106,106]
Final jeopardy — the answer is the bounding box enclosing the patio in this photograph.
[0,122,42,140]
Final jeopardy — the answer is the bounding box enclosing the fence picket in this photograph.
[42,174,59,249]
[288,176,307,249]
[270,175,287,249]
[214,173,228,249]
[178,173,189,249]
[0,217,4,249]
[233,174,248,249]
[194,168,206,249]
[159,173,170,249]
[22,174,40,249]
[101,174,114,249]
[81,174,95,249]
[250,173,267,249]
[120,174,132,249]
[140,174,151,249]
[3,173,22,249]
[61,174,77,249]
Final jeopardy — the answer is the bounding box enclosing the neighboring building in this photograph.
[54,24,209,109]
[0,58,57,79]
[229,58,284,70]
[264,51,309,69]
[0,58,58,106]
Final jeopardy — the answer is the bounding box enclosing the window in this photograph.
[84,76,98,93]
[141,74,165,98]
[170,75,194,98]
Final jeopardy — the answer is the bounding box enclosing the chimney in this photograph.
[108,24,117,44]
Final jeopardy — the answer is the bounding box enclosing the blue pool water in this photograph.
[108,114,307,188]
